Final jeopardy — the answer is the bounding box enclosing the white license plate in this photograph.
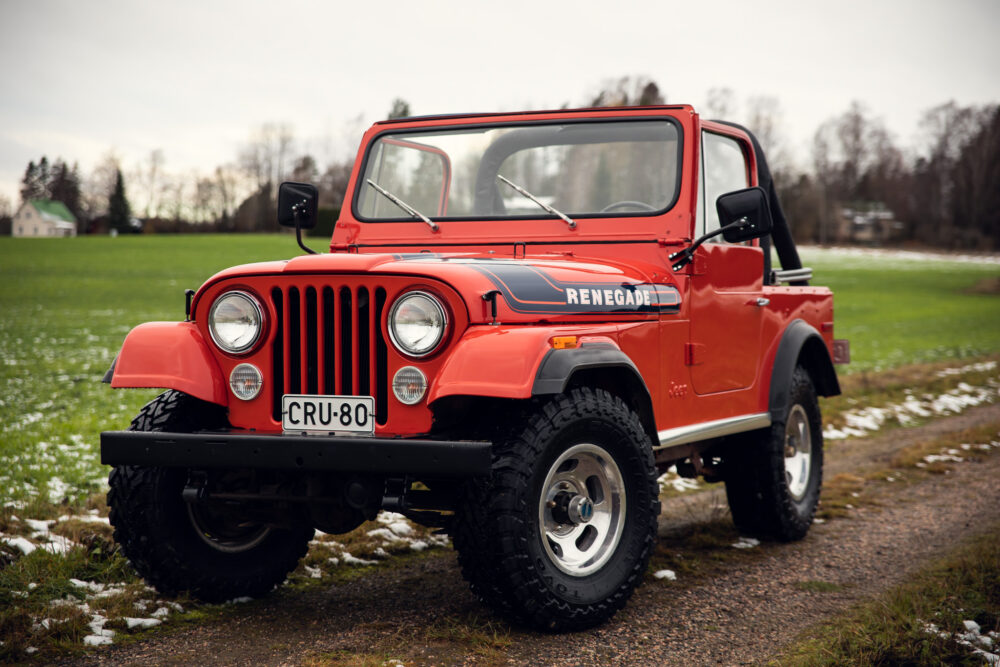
[282,395,375,434]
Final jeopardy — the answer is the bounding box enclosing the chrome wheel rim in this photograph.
[187,504,271,554]
[784,404,812,501]
[538,443,625,577]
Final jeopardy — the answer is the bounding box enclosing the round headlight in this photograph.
[388,291,447,357]
[208,291,263,354]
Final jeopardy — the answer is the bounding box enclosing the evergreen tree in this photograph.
[387,98,411,120]
[108,169,132,233]
[19,160,47,202]
[49,160,84,224]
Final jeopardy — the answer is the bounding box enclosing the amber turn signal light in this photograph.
[550,336,579,350]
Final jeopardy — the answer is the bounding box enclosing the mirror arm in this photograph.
[668,226,725,271]
[667,217,752,272]
[292,201,318,255]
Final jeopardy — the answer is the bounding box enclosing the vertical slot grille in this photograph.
[271,281,389,426]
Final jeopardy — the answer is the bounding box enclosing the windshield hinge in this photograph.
[331,243,358,254]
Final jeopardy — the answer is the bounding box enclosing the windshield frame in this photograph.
[351,116,684,224]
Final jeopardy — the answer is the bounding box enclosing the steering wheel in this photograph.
[600,200,656,213]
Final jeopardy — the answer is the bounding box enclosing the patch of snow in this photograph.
[340,551,377,566]
[151,607,171,619]
[226,596,253,604]
[83,634,113,647]
[732,537,760,549]
[57,513,110,525]
[25,518,54,534]
[922,618,999,663]
[923,453,964,464]
[38,534,78,555]
[303,565,323,579]
[937,361,998,377]
[1,534,37,554]
[366,527,407,543]
[69,578,105,593]
[653,569,677,580]
[825,375,1000,441]
[657,466,702,494]
[124,617,162,630]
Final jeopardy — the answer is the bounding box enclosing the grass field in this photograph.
[0,236,998,509]
[800,247,1000,372]
[0,235,998,660]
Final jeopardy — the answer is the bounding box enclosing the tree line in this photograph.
[3,84,997,250]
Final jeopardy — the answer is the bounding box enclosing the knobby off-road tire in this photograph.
[725,365,823,541]
[453,387,660,632]
[107,390,313,602]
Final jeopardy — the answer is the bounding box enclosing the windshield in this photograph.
[355,119,681,221]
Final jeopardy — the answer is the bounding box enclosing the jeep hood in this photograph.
[195,252,681,324]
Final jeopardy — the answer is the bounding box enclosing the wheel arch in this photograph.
[533,345,658,448]
[768,320,841,424]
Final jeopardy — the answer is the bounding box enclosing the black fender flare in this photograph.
[768,320,841,424]
[532,344,657,445]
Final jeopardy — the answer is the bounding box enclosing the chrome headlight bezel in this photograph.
[208,290,264,355]
[387,290,448,358]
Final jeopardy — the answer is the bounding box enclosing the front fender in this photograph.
[108,322,228,406]
[428,326,562,402]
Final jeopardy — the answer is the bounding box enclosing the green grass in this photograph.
[0,235,297,511]
[799,247,1000,373]
[774,525,1000,666]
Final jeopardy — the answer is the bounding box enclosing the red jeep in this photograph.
[102,105,844,631]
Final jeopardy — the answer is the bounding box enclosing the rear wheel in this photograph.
[108,391,313,602]
[724,366,823,541]
[453,388,659,632]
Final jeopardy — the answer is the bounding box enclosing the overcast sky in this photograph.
[2,0,998,209]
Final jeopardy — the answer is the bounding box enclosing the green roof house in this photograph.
[13,199,78,237]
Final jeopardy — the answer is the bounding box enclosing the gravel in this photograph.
[63,403,1000,666]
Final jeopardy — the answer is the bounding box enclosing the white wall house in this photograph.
[12,200,77,237]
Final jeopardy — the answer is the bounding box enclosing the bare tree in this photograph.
[290,155,319,184]
[704,87,736,119]
[318,160,354,210]
[589,76,665,107]
[214,164,241,229]
[143,149,165,218]
[746,96,785,159]
[82,151,123,219]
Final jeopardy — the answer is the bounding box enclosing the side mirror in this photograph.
[717,186,773,243]
[277,182,319,230]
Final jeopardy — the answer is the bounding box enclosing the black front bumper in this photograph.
[100,430,492,478]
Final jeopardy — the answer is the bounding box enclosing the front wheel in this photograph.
[453,388,659,632]
[107,391,313,602]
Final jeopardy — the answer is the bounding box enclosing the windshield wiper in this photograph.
[366,179,439,231]
[497,174,576,229]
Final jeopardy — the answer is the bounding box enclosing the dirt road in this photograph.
[65,403,1000,666]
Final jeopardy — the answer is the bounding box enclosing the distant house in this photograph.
[835,203,903,245]
[12,200,77,237]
